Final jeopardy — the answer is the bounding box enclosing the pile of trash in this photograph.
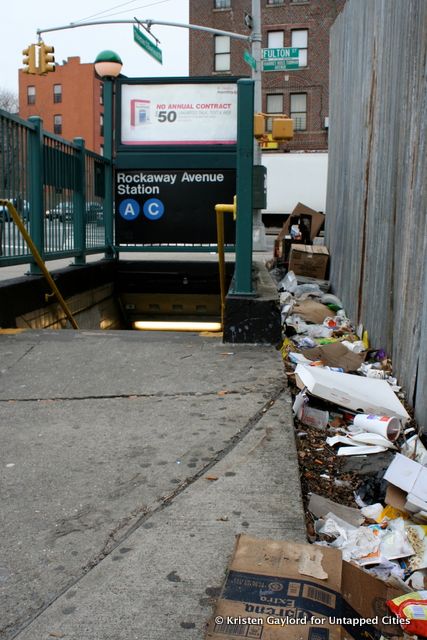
[269,263,427,637]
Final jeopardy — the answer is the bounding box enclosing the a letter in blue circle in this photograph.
[143,198,165,221]
[119,199,140,221]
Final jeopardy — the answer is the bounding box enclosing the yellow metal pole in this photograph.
[1,200,79,329]
[215,209,226,326]
[214,197,237,328]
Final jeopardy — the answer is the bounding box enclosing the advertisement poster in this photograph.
[115,169,236,245]
[120,83,238,146]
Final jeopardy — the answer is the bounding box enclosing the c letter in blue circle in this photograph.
[119,199,140,221]
[143,198,165,221]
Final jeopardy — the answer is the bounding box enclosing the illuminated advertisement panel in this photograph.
[120,83,238,146]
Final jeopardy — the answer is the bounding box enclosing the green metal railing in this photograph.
[0,109,110,270]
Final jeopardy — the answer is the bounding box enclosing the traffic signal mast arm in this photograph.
[36,18,251,43]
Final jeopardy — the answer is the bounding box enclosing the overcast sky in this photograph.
[1,0,189,95]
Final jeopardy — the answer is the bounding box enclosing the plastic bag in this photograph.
[386,590,427,636]
[278,271,298,293]
[285,315,310,334]
[320,293,344,309]
[380,518,415,560]
[294,283,323,298]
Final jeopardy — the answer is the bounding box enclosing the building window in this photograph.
[53,114,62,135]
[267,31,284,48]
[214,35,230,72]
[53,84,62,104]
[100,83,104,105]
[100,144,104,156]
[267,0,284,4]
[27,86,36,105]
[214,0,231,7]
[292,29,308,67]
[100,113,104,137]
[291,0,309,2]
[290,93,307,130]
[266,94,283,131]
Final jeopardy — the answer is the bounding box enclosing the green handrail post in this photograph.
[28,116,45,275]
[233,78,254,295]
[103,78,115,260]
[73,137,86,265]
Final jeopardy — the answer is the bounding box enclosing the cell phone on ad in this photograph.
[130,99,151,126]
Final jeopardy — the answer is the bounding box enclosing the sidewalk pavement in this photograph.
[0,328,305,640]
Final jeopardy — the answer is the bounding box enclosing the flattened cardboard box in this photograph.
[289,245,330,279]
[206,535,402,640]
[274,203,326,258]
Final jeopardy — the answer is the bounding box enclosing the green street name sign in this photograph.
[243,50,257,71]
[261,47,299,72]
[133,25,163,64]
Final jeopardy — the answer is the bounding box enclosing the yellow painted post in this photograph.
[214,197,237,327]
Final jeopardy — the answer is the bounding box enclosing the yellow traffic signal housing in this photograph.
[253,113,265,139]
[22,44,37,74]
[272,117,294,141]
[39,43,55,74]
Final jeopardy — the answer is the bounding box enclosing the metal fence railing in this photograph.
[0,109,111,271]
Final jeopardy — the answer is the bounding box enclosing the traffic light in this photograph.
[253,113,265,139]
[22,44,37,74]
[272,117,294,141]
[39,43,55,74]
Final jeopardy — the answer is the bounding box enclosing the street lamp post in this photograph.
[94,50,123,260]
[251,0,266,251]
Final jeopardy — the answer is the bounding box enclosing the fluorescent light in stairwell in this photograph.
[133,321,222,332]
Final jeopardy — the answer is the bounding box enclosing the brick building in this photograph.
[189,0,345,151]
[19,57,104,154]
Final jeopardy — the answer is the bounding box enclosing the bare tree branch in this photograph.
[0,89,19,114]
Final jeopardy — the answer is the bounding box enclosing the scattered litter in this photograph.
[288,352,312,365]
[267,231,424,631]
[295,364,410,421]
[355,473,389,505]
[337,444,388,456]
[292,299,334,323]
[349,432,397,449]
[289,244,329,280]
[320,293,343,308]
[207,533,403,640]
[340,339,366,353]
[294,283,323,298]
[301,342,366,372]
[326,435,358,447]
[278,270,298,293]
[387,590,427,636]
[384,454,427,520]
[205,475,218,481]
[360,503,384,521]
[353,414,401,441]
[308,493,364,526]
[6,463,15,468]
[401,432,427,465]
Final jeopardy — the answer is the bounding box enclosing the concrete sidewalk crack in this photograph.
[8,383,286,640]
[0,387,275,403]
